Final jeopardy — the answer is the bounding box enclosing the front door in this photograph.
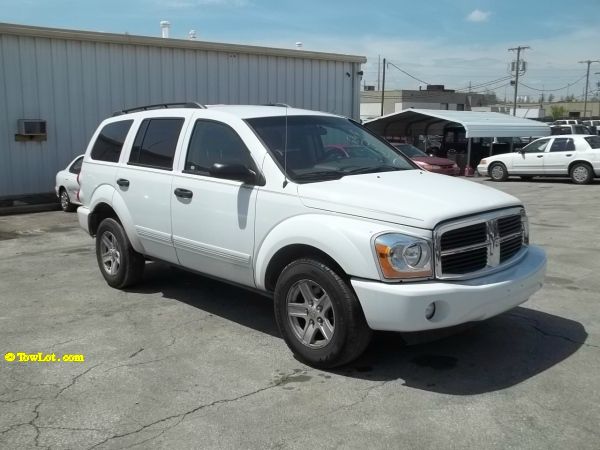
[511,138,550,174]
[171,119,259,287]
[544,137,575,175]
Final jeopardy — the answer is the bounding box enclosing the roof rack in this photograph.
[263,103,291,108]
[112,102,206,116]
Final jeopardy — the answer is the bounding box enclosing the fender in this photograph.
[254,214,394,290]
[89,184,145,254]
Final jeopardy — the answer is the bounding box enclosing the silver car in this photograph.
[55,155,83,212]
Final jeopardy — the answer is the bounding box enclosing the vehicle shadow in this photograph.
[130,262,588,396]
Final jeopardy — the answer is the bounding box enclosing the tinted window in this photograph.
[69,156,84,174]
[90,120,133,162]
[184,120,254,174]
[522,139,550,153]
[129,118,184,170]
[573,126,587,134]
[584,136,600,149]
[549,138,575,152]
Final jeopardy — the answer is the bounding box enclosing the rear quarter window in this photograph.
[584,136,600,149]
[90,120,133,162]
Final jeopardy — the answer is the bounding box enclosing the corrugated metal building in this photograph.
[0,23,365,199]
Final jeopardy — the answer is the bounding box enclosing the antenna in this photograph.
[283,105,289,188]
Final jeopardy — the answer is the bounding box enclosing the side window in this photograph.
[69,156,84,174]
[129,118,184,170]
[90,120,133,162]
[184,120,254,175]
[523,139,549,153]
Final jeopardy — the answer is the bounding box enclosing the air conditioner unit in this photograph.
[17,119,47,136]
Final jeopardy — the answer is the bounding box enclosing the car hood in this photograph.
[412,156,456,166]
[297,170,521,229]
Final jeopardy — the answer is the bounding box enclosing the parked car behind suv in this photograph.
[55,155,83,212]
[478,135,600,184]
[78,103,546,368]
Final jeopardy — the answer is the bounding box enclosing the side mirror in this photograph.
[209,163,258,184]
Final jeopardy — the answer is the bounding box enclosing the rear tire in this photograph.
[59,188,76,212]
[274,258,372,368]
[570,162,593,185]
[489,162,508,181]
[96,218,145,288]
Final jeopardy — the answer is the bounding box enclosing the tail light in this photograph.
[76,172,81,202]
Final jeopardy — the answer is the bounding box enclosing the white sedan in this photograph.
[478,135,600,184]
[55,155,83,212]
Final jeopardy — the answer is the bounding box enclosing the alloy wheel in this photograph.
[572,166,589,183]
[100,231,121,275]
[286,279,335,349]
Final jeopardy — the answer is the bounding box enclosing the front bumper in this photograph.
[352,245,546,332]
[477,164,488,176]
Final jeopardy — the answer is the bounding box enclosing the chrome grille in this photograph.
[434,208,527,280]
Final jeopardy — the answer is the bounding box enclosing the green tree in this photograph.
[550,105,567,120]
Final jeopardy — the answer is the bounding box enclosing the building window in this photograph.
[457,104,465,111]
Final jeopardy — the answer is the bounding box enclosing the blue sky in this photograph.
[3,0,600,99]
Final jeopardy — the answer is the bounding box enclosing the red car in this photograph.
[392,144,460,176]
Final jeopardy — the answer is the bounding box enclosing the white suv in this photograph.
[78,103,546,368]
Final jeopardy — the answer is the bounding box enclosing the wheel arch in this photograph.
[88,189,144,254]
[568,159,594,173]
[264,244,347,292]
[254,214,384,292]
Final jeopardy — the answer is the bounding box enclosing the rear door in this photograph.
[543,137,575,175]
[115,116,186,263]
[511,138,550,174]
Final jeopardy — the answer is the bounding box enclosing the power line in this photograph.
[520,75,587,92]
[385,60,431,85]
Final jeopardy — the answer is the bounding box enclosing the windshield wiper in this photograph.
[342,165,404,176]
[293,171,344,182]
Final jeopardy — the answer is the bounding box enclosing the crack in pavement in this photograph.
[85,370,305,450]
[508,312,599,349]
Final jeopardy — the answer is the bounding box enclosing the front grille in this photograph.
[435,209,526,279]
[441,247,487,274]
[440,222,487,250]
[500,236,523,262]
[498,215,522,237]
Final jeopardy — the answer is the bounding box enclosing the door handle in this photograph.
[536,155,544,158]
[174,188,193,199]
[565,154,572,157]
[116,178,130,187]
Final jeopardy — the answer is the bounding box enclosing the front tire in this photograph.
[274,258,372,368]
[489,162,508,181]
[96,218,145,288]
[570,162,593,185]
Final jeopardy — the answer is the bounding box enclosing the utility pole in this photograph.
[509,46,529,116]
[579,60,600,118]
[377,55,381,91]
[380,58,386,116]
[596,72,600,118]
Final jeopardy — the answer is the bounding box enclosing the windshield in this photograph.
[246,115,415,182]
[393,144,427,158]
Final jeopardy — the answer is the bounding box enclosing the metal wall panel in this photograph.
[0,33,362,197]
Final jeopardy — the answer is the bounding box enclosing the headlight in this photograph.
[521,209,529,244]
[373,233,433,280]
[479,159,487,165]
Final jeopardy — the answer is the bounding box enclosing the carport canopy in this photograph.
[364,109,551,138]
